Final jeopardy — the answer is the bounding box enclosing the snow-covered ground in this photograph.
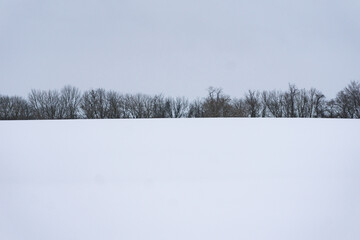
[1,119,359,240]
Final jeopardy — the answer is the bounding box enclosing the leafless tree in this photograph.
[59,85,82,119]
[230,98,247,117]
[81,89,108,119]
[262,90,284,117]
[106,91,125,118]
[28,89,61,119]
[167,97,189,118]
[295,89,311,118]
[335,81,360,118]
[308,88,326,118]
[294,88,324,118]
[260,91,269,117]
[244,90,261,117]
[10,96,31,120]
[202,87,232,117]
[324,99,338,118]
[4,82,360,120]
[283,84,299,117]
[124,93,154,118]
[0,95,11,120]
[0,95,31,120]
[188,99,204,118]
[151,94,167,118]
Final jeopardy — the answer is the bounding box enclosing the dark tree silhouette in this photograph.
[1,81,359,120]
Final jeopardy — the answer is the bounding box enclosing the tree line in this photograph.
[1,81,359,120]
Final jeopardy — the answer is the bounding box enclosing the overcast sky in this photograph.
[0,0,359,98]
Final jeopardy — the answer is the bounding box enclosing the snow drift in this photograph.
[1,118,359,240]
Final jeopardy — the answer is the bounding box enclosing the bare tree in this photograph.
[262,90,284,117]
[106,91,125,118]
[5,82,360,120]
[295,89,311,118]
[124,94,154,118]
[230,98,247,117]
[244,90,261,117]
[10,96,31,120]
[0,95,31,120]
[202,87,232,117]
[260,91,269,117]
[324,99,338,118]
[308,88,326,118]
[151,94,167,118]
[167,97,189,118]
[28,89,61,119]
[60,85,82,119]
[81,89,108,119]
[335,81,360,118]
[0,95,11,120]
[283,84,299,117]
[188,99,204,118]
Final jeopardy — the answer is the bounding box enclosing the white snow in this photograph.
[1,118,360,240]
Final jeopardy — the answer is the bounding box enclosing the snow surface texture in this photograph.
[1,119,359,240]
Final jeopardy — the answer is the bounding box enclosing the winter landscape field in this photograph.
[1,118,359,240]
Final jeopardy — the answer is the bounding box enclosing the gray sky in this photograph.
[1,0,359,98]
